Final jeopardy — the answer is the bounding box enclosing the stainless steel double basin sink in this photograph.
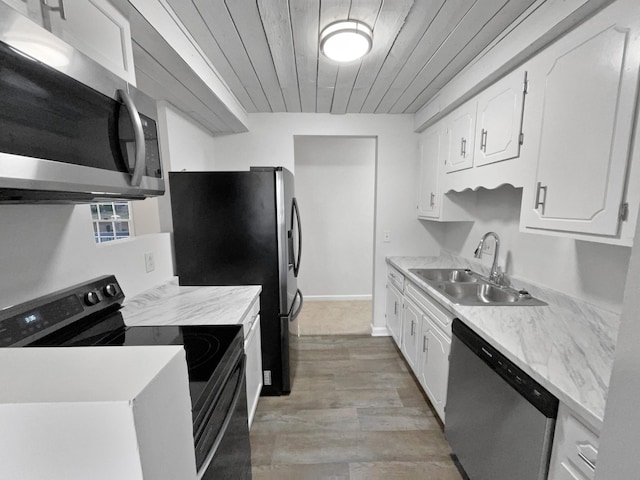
[408,268,546,307]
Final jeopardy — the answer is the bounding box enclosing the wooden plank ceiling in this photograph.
[163,0,537,115]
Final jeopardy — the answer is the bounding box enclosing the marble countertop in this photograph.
[387,255,620,430]
[121,278,262,327]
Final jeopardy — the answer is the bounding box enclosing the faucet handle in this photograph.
[491,268,508,287]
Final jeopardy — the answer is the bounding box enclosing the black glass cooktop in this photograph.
[28,310,243,407]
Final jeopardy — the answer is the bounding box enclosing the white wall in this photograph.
[0,204,173,309]
[294,136,376,299]
[441,186,630,312]
[213,113,444,333]
[156,102,217,233]
[0,102,223,311]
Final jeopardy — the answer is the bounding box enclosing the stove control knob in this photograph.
[84,291,100,306]
[103,284,118,298]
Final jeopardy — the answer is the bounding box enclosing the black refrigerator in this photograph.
[169,167,303,396]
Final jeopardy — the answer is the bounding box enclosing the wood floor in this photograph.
[250,335,464,479]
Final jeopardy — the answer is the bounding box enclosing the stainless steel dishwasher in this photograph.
[446,319,558,480]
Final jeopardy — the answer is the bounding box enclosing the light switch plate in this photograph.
[144,252,155,273]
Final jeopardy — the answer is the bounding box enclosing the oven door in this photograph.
[196,353,251,480]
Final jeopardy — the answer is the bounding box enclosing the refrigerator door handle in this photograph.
[289,289,304,322]
[291,197,302,277]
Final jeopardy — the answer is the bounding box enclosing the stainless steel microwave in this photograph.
[0,4,164,203]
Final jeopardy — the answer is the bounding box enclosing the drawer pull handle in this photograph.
[578,452,596,471]
[577,444,597,471]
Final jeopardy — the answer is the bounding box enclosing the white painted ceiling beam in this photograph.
[128,0,249,131]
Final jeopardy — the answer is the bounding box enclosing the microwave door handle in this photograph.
[117,89,146,187]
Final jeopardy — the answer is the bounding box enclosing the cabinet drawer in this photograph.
[550,404,599,480]
[405,282,453,335]
[242,297,260,338]
[387,266,405,292]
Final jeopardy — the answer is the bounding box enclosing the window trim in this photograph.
[90,201,135,244]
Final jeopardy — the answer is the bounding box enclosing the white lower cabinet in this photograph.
[401,298,421,372]
[386,266,405,347]
[242,299,263,429]
[385,269,454,424]
[417,315,451,422]
[548,404,600,480]
[386,283,403,347]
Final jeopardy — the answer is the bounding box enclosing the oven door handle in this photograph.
[196,355,247,480]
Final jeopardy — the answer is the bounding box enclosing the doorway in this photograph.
[293,136,376,335]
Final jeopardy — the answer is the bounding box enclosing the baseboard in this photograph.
[304,294,372,302]
[370,326,390,337]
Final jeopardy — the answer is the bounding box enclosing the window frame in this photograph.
[90,201,135,244]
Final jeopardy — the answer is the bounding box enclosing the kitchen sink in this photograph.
[408,268,546,306]
[409,268,479,283]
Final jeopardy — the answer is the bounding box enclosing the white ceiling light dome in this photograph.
[320,20,373,63]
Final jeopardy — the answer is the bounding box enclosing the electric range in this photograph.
[0,275,252,479]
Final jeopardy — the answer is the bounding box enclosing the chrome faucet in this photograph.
[474,232,502,285]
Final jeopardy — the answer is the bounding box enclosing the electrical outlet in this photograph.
[383,230,391,243]
[482,238,495,256]
[144,252,155,273]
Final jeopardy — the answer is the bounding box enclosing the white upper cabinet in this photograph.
[2,0,135,84]
[474,69,526,167]
[45,0,136,84]
[417,125,442,219]
[520,5,640,237]
[445,102,477,173]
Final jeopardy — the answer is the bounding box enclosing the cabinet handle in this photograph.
[460,138,467,157]
[578,452,596,471]
[411,320,415,336]
[429,192,435,207]
[481,129,488,152]
[41,0,66,20]
[423,335,428,353]
[394,301,398,315]
[534,182,547,214]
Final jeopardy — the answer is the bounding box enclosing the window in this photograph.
[90,202,134,244]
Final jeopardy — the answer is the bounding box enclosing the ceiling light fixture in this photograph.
[320,20,373,63]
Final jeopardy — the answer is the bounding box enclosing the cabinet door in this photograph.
[522,12,640,236]
[245,316,263,429]
[401,299,421,373]
[548,404,599,480]
[385,284,403,347]
[417,315,451,422]
[45,0,136,84]
[445,102,476,173]
[417,125,442,218]
[474,69,526,167]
